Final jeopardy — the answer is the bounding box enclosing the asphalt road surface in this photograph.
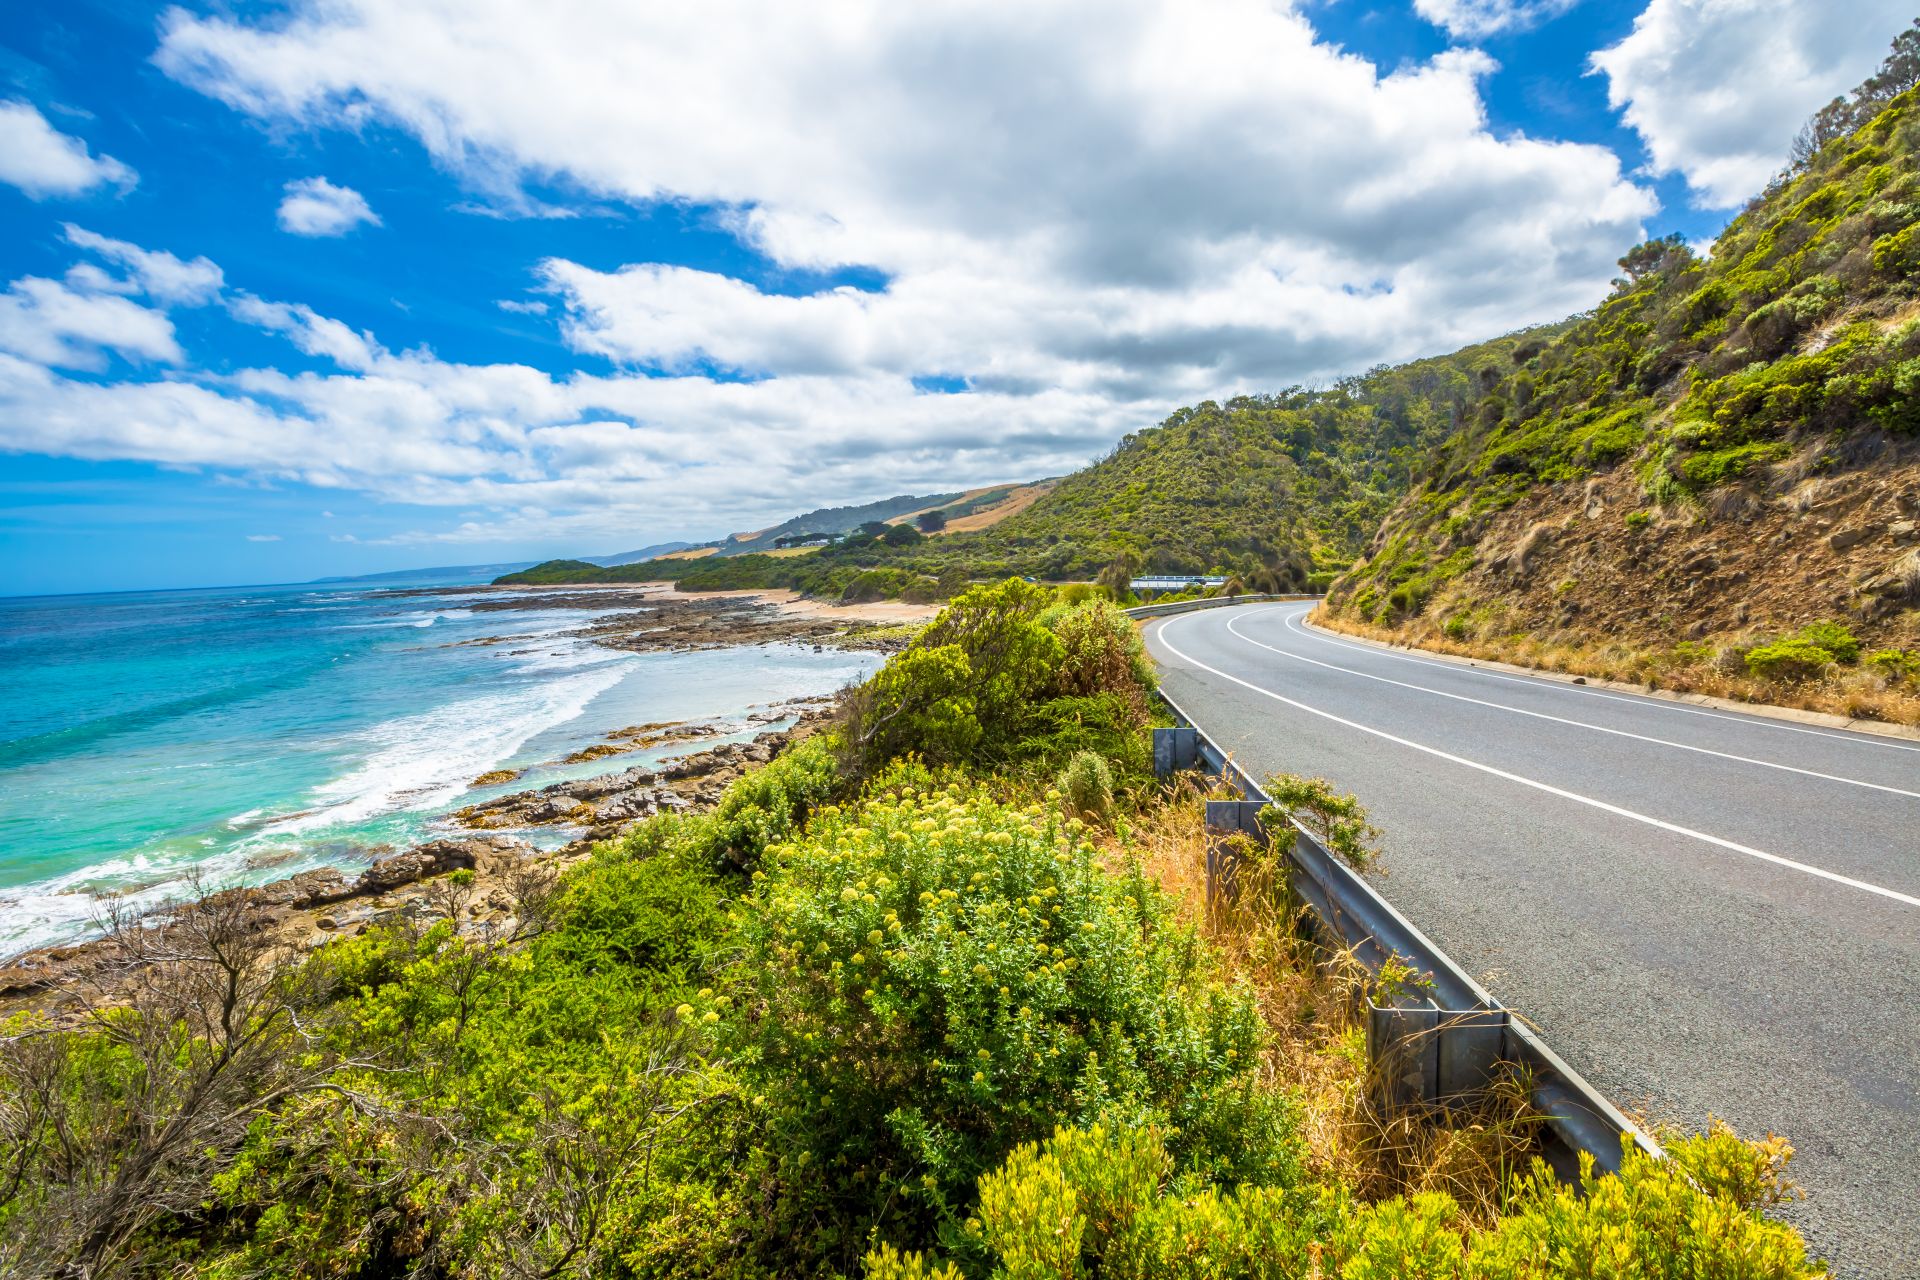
[1145,600,1920,1277]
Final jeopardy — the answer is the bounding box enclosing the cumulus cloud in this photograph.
[276,176,381,236]
[0,278,179,370]
[1594,0,1913,207]
[0,0,1667,546]
[62,225,225,305]
[0,101,136,199]
[1414,0,1579,39]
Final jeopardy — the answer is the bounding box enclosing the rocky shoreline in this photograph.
[0,702,838,1015]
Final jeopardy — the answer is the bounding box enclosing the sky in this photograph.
[0,0,1912,595]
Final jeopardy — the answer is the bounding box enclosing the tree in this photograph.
[1617,233,1693,283]
[1790,19,1920,169]
[883,522,924,546]
[916,509,948,533]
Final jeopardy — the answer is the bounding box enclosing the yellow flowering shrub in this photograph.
[731,773,1300,1266]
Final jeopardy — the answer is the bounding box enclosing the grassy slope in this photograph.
[1331,91,1920,668]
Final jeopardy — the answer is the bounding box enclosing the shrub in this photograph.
[845,582,1155,778]
[732,784,1298,1264]
[1795,619,1862,663]
[1745,637,1837,681]
[1866,647,1919,681]
[1258,774,1380,869]
[1744,619,1863,680]
[1625,509,1652,530]
[1056,750,1115,827]
[868,1123,1820,1280]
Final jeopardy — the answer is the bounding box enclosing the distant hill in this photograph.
[313,561,540,585]
[715,491,966,555]
[1330,78,1920,659]
[587,541,700,566]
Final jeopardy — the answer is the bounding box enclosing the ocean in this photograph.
[0,576,879,955]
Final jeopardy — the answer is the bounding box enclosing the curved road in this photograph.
[1145,601,1920,1277]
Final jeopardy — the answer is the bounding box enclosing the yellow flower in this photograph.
[851,953,866,965]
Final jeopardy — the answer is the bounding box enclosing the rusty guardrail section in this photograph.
[1130,598,1659,1179]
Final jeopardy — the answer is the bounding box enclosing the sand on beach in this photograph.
[496,580,941,624]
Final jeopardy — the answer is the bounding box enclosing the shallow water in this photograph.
[0,576,877,954]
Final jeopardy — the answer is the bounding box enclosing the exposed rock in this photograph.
[1830,525,1883,551]
[471,768,521,787]
[1892,520,1918,544]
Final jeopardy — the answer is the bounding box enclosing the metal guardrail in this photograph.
[1136,598,1659,1179]
[1122,592,1319,620]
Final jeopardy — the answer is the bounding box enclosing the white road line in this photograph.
[1155,611,1920,910]
[1272,603,1920,757]
[1215,608,1920,801]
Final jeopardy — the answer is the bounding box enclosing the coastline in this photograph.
[0,583,931,1010]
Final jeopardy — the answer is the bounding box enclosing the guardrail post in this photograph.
[1203,800,1267,910]
[1152,726,1198,777]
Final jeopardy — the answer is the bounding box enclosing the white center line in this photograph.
[1154,610,1920,910]
[1214,608,1920,801]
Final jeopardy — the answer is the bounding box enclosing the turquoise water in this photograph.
[0,578,878,954]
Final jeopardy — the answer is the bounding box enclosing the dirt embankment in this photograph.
[1424,452,1920,649]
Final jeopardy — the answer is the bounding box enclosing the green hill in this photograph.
[1331,73,1920,668]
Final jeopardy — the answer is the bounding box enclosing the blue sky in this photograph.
[0,0,1909,595]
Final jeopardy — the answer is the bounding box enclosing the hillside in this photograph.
[1329,76,1920,701]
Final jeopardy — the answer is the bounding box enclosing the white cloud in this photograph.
[0,0,1669,547]
[276,176,381,236]
[0,101,136,199]
[0,278,179,370]
[1414,0,1579,39]
[496,298,550,315]
[1594,0,1913,207]
[246,533,282,541]
[62,225,225,305]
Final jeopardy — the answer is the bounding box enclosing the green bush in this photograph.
[1745,638,1837,681]
[1866,647,1919,681]
[845,582,1154,777]
[1795,619,1862,663]
[1744,620,1863,680]
[732,783,1299,1265]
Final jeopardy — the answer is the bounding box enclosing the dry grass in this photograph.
[654,545,719,561]
[1114,784,1541,1223]
[1317,609,1920,730]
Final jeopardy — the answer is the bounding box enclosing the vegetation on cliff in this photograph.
[1324,30,1920,718]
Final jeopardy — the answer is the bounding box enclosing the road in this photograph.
[1145,600,1920,1277]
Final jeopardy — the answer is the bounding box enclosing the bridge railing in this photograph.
[1138,598,1659,1179]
